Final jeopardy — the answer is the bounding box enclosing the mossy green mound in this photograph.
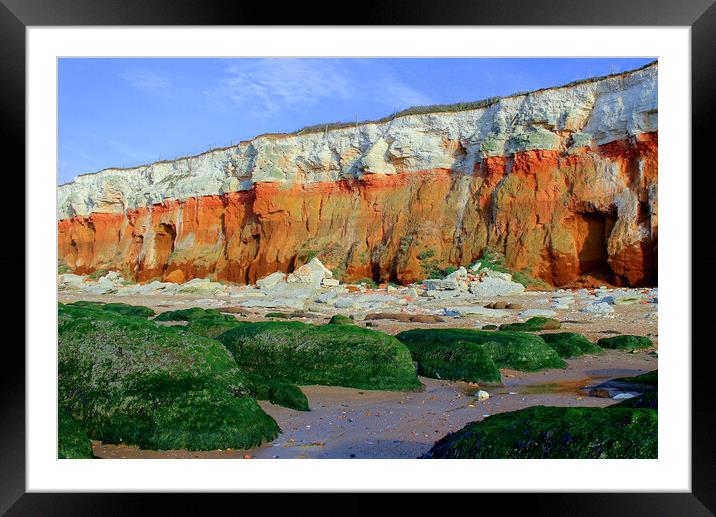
[612,369,658,386]
[184,318,244,339]
[498,317,561,332]
[328,314,354,325]
[395,328,565,372]
[265,312,293,319]
[422,406,657,459]
[66,301,155,318]
[540,332,602,358]
[217,321,421,391]
[59,305,280,450]
[597,335,654,350]
[400,339,500,383]
[58,406,94,459]
[612,391,658,410]
[154,307,236,323]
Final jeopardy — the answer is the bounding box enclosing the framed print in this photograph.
[4,0,716,513]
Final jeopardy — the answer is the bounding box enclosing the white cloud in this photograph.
[208,58,432,117]
[120,70,171,93]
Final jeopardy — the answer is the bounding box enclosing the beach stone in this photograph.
[321,278,340,287]
[468,277,525,297]
[519,309,557,318]
[582,302,615,314]
[492,301,508,310]
[483,269,512,282]
[444,306,509,318]
[409,314,445,323]
[475,390,490,401]
[469,261,482,272]
[613,393,637,400]
[178,278,225,295]
[256,272,287,289]
[286,258,332,287]
[365,312,412,322]
[507,303,523,310]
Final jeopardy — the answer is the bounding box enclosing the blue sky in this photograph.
[58,57,655,184]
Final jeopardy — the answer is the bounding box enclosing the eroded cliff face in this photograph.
[57,63,658,287]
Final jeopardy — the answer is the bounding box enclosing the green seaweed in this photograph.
[423,406,657,459]
[217,321,422,391]
[154,307,236,323]
[58,406,94,459]
[395,328,565,372]
[58,305,280,451]
[540,332,602,358]
[499,317,561,332]
[402,339,501,383]
[597,335,654,350]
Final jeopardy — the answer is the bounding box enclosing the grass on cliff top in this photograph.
[58,304,280,451]
[539,332,603,358]
[402,339,501,384]
[154,307,236,323]
[395,328,565,372]
[58,406,94,459]
[422,406,657,459]
[499,316,561,332]
[217,321,422,391]
[67,300,156,319]
[291,61,657,137]
[597,335,654,350]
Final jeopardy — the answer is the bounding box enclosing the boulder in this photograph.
[256,271,287,289]
[468,277,525,297]
[177,278,226,295]
[286,258,332,287]
[322,278,340,287]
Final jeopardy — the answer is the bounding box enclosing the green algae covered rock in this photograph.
[184,318,244,339]
[498,317,561,332]
[611,391,658,410]
[58,305,280,451]
[327,314,354,325]
[217,321,422,391]
[423,406,657,459]
[242,374,310,411]
[395,328,565,372]
[597,335,654,350]
[612,369,658,386]
[401,339,501,384]
[540,332,602,358]
[58,406,94,459]
[154,307,236,323]
[66,301,155,318]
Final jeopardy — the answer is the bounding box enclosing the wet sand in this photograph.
[92,349,657,459]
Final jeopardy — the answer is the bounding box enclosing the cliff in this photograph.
[57,62,658,287]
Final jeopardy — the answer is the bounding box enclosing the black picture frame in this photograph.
[4,0,715,513]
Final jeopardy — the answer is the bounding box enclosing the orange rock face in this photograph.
[57,134,657,287]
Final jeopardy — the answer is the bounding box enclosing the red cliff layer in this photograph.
[58,133,657,287]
